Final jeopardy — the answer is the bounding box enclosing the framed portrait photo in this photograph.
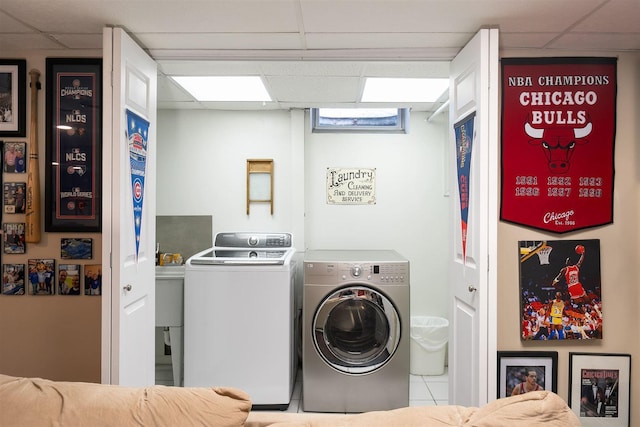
[569,352,631,426]
[0,59,27,137]
[497,351,558,398]
[3,141,26,173]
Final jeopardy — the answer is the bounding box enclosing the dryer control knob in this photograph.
[351,266,362,277]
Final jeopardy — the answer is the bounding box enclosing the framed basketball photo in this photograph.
[518,239,602,341]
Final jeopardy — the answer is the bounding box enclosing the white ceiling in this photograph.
[1,0,638,111]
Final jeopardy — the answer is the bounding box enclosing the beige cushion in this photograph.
[0,374,251,427]
[245,391,580,427]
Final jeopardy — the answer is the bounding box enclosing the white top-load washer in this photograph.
[183,232,297,410]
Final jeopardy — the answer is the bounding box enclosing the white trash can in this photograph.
[409,316,449,376]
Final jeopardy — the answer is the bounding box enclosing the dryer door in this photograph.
[313,286,401,374]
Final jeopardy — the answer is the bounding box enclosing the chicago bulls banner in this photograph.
[500,57,617,233]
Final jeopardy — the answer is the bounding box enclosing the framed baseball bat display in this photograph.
[45,58,102,232]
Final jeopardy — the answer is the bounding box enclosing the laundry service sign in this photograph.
[327,168,376,205]
[500,57,617,233]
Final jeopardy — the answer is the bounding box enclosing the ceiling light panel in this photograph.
[171,76,271,102]
[361,78,449,103]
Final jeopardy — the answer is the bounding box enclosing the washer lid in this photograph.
[188,247,295,265]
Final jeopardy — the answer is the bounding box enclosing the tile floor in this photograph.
[156,363,449,412]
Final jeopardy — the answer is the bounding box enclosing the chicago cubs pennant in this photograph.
[454,112,475,263]
[125,109,149,260]
[500,57,617,233]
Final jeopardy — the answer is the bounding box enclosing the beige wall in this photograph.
[2,47,639,418]
[0,49,102,383]
[497,51,640,422]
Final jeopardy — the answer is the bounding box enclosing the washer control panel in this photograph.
[214,232,292,248]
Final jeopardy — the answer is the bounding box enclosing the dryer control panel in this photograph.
[305,260,409,286]
[342,262,409,285]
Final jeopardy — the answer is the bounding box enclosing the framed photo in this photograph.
[4,141,26,173]
[497,351,558,398]
[84,263,101,296]
[60,237,93,259]
[0,59,27,137]
[58,264,81,295]
[569,352,631,426]
[3,222,25,254]
[518,239,602,340]
[2,264,25,295]
[45,58,102,232]
[27,258,55,295]
[4,182,26,214]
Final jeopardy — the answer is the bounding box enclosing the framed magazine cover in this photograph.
[569,352,631,426]
[4,182,26,214]
[497,351,557,398]
[45,58,102,232]
[3,222,25,254]
[0,59,27,137]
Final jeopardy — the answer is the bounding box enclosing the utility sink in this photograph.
[156,265,185,386]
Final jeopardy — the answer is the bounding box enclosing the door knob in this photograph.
[468,285,477,292]
[123,284,132,292]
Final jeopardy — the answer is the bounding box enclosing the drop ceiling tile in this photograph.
[0,11,33,32]
[305,32,471,50]
[500,33,560,49]
[266,75,361,103]
[549,33,640,51]
[0,34,64,50]
[157,60,265,76]
[572,0,640,33]
[52,34,103,49]
[137,32,303,51]
[363,62,450,78]
[259,61,367,77]
[299,0,604,33]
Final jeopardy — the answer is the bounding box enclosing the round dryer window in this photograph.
[312,286,401,374]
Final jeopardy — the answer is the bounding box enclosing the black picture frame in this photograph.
[497,351,558,398]
[569,352,631,426]
[0,59,27,137]
[45,58,102,232]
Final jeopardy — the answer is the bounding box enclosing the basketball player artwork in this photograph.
[518,239,602,341]
[500,58,617,233]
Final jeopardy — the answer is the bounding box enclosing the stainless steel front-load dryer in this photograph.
[303,250,409,413]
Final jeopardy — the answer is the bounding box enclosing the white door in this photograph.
[448,29,499,406]
[101,27,158,386]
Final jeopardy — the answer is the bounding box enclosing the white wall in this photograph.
[156,109,297,234]
[156,109,451,318]
[304,111,451,317]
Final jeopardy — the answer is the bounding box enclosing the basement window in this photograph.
[311,108,409,133]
